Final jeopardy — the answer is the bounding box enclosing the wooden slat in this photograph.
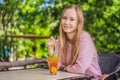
[0,58,47,68]
[2,34,50,39]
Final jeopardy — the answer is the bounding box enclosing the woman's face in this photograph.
[61,8,78,34]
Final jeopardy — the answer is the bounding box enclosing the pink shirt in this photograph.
[55,32,102,80]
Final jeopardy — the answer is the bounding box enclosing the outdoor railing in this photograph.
[0,34,49,71]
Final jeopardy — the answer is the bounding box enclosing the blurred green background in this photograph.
[0,0,120,61]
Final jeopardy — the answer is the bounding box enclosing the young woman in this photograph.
[47,6,102,80]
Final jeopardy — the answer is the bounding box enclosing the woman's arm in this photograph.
[46,37,58,55]
[66,33,96,73]
[99,74,109,80]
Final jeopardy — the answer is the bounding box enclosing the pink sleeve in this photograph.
[66,34,96,74]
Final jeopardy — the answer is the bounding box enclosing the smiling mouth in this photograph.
[64,26,71,28]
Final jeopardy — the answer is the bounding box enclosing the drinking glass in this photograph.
[48,55,59,75]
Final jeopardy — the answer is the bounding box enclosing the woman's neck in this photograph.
[66,32,76,44]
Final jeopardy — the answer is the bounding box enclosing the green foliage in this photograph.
[0,0,21,61]
[37,0,120,53]
[0,0,120,60]
[82,0,120,53]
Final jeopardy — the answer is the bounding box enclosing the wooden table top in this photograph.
[0,68,92,80]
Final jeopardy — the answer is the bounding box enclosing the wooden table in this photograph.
[0,68,93,80]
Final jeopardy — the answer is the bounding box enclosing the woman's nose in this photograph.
[65,19,70,24]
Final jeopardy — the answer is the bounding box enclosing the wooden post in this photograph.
[32,39,37,59]
[13,48,17,61]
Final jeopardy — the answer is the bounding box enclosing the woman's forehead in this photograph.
[63,8,77,18]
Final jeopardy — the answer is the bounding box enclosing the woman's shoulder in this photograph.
[80,31,92,41]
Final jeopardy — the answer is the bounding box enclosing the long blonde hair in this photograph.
[59,6,84,65]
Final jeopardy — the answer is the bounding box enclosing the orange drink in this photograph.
[48,55,59,75]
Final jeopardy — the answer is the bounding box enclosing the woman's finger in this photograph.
[46,40,55,46]
[47,37,56,46]
[50,36,58,43]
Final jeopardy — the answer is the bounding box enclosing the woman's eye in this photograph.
[62,17,67,19]
[70,19,74,21]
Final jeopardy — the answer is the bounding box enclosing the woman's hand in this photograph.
[99,74,109,80]
[46,37,57,55]
[59,65,67,71]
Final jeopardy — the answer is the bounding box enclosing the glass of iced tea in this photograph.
[48,55,59,75]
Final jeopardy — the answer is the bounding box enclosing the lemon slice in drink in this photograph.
[51,67,57,74]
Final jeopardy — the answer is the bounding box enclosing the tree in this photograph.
[1,0,120,62]
[38,0,120,53]
[0,0,20,62]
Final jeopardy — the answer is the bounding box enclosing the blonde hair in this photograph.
[59,6,84,65]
